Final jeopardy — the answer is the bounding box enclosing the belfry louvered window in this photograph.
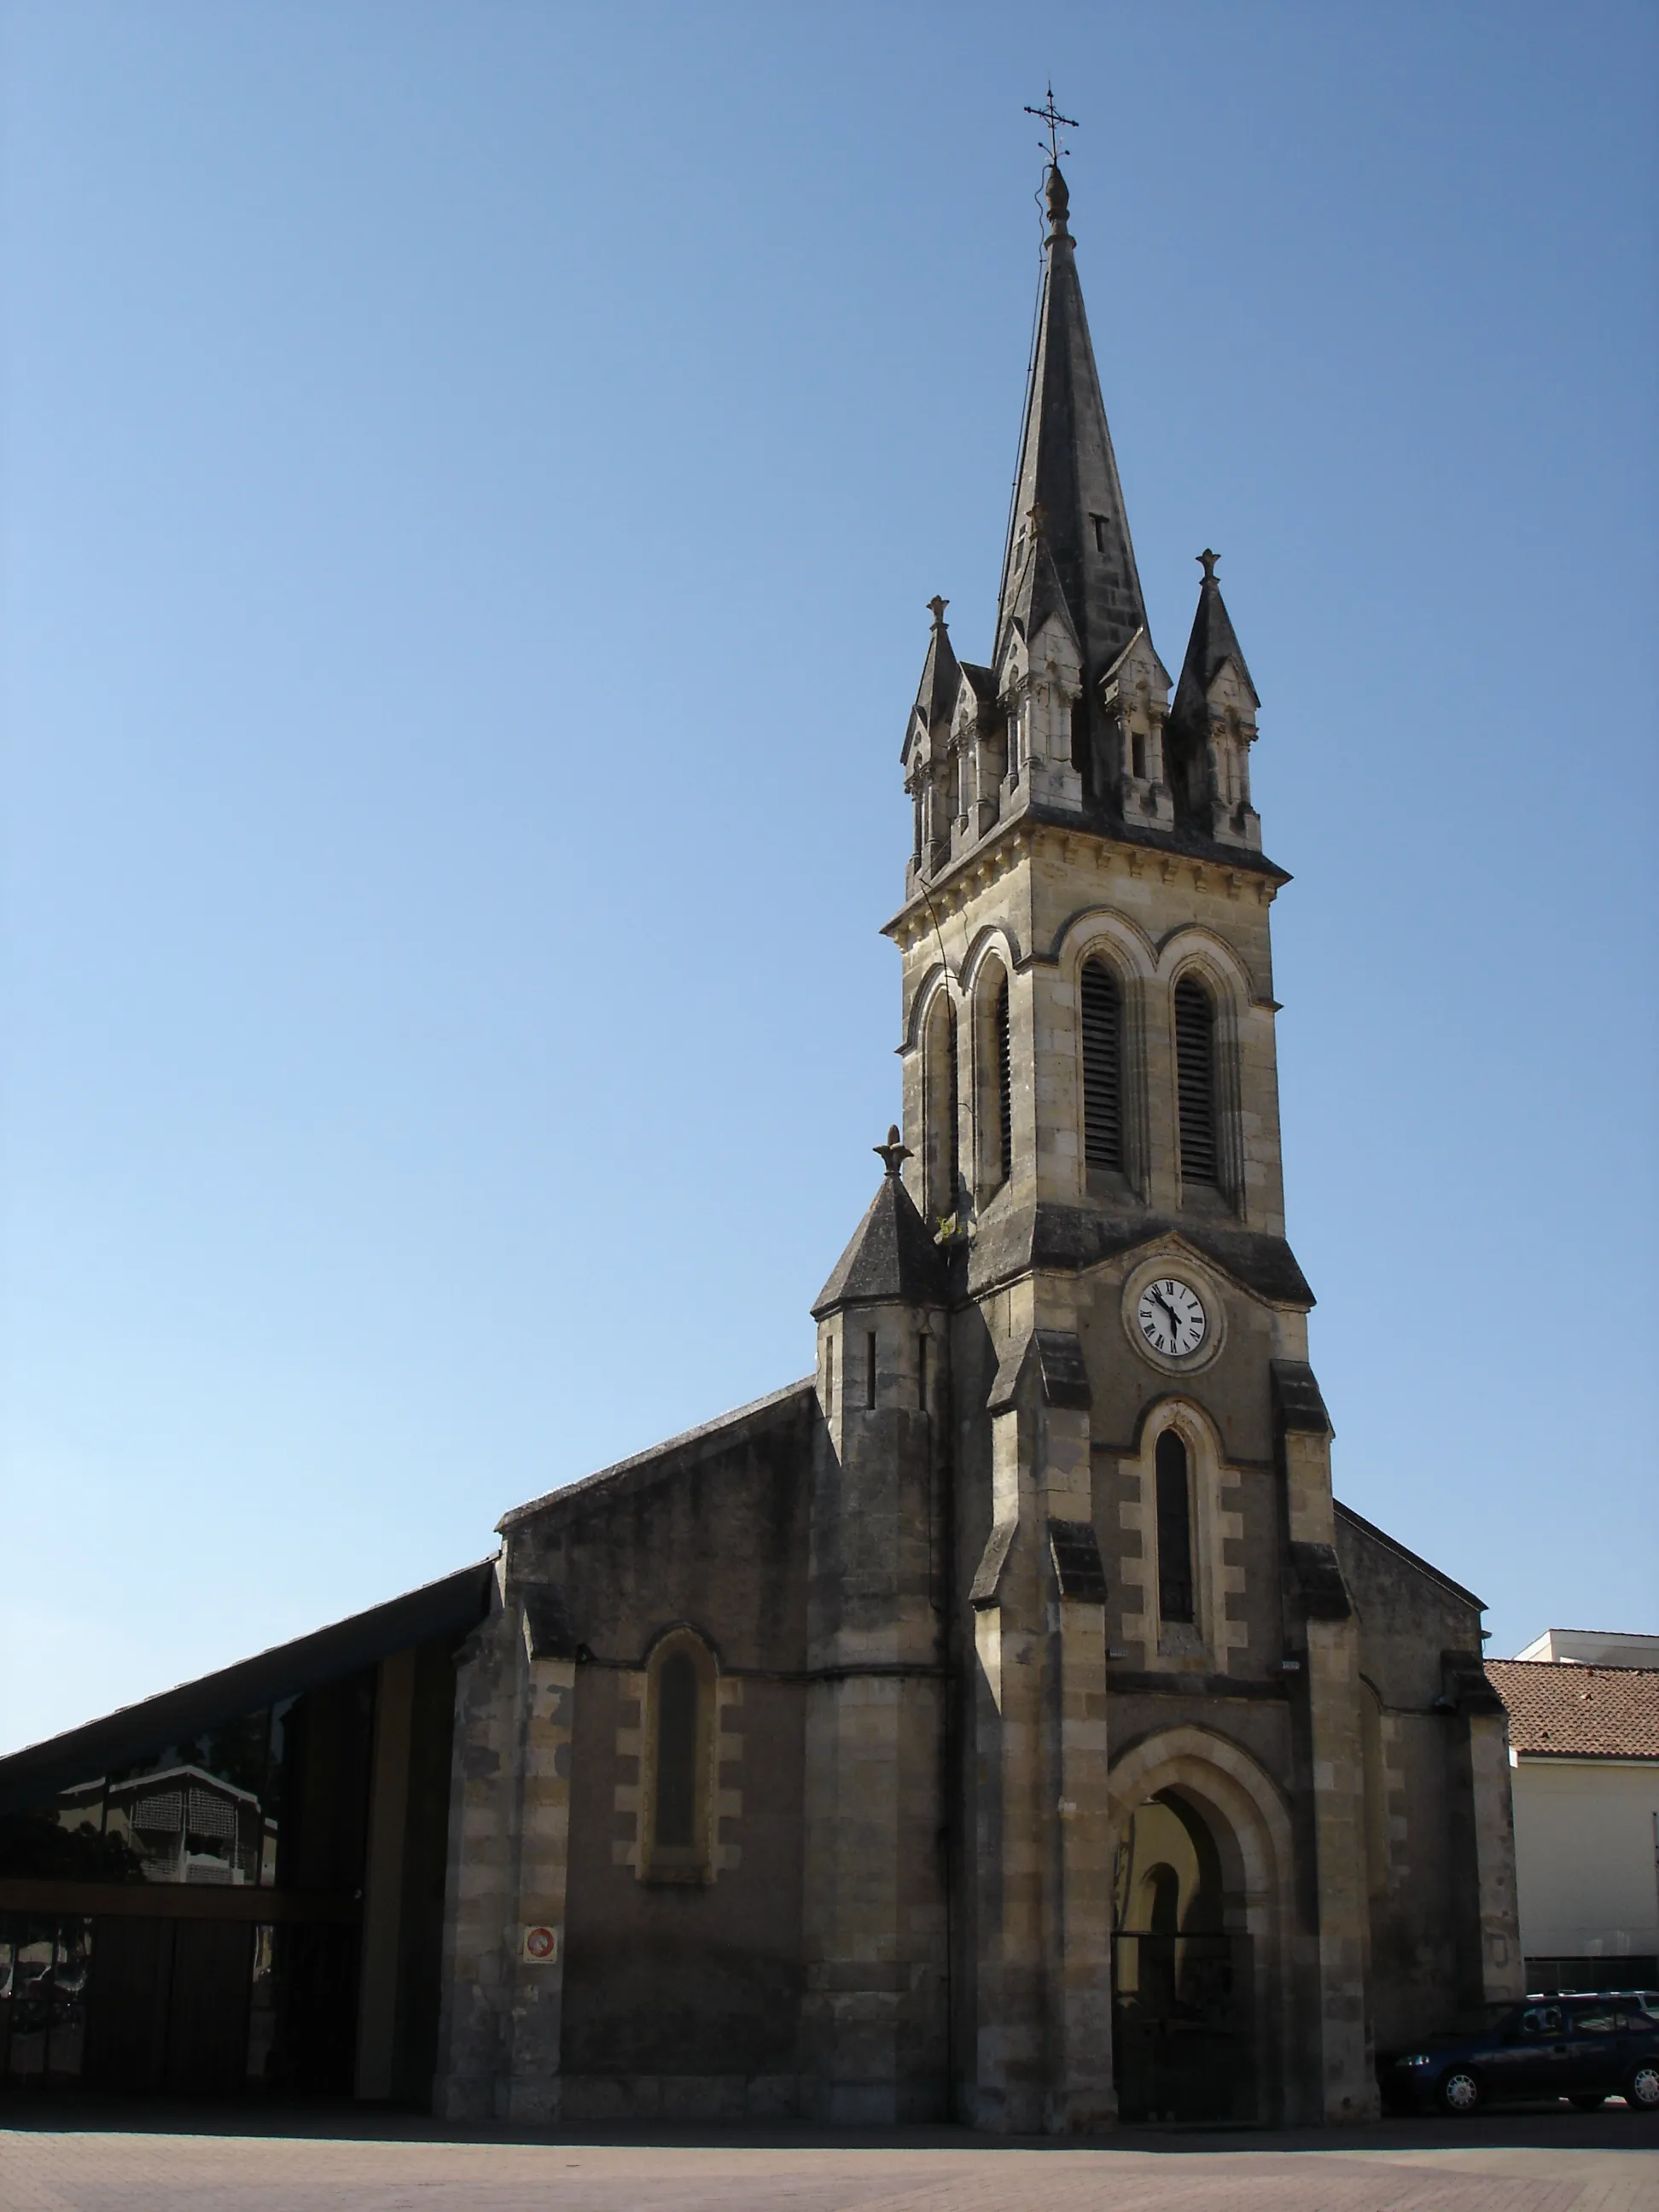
[1173,976,1218,1188]
[994,975,1012,1179]
[1080,958,1123,1173]
[1155,1429,1196,1624]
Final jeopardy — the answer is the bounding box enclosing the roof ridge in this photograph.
[498,1377,817,1532]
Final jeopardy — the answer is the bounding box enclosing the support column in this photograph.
[355,1645,416,2099]
[1302,1610,1376,2119]
[803,1275,950,2123]
[1469,1707,1523,2002]
[432,1584,517,2121]
[432,1575,580,2123]
[502,1592,579,2122]
[1273,1360,1377,2123]
[1441,1652,1524,2005]
[971,1322,1112,2134]
[969,1375,1045,2132]
[1045,1515,1114,2133]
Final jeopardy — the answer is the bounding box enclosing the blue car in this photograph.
[1382,1994,1659,2115]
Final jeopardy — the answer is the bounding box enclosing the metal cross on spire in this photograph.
[1024,84,1077,166]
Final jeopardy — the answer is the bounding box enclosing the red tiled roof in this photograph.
[1486,1659,1659,1759]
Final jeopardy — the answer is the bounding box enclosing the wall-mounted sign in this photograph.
[521,1924,559,1964]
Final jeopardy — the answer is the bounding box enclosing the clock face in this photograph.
[1136,1278,1208,1359]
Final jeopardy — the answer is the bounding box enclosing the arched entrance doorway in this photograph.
[1108,1728,1294,2125]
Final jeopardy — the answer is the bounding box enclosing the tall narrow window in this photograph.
[1173,976,1218,1188]
[654,1652,698,1849]
[642,1632,719,1885]
[865,1330,877,1409]
[944,1004,959,1206]
[995,975,1012,1180]
[1080,958,1123,1173]
[1155,1429,1195,1624]
[925,994,959,1220]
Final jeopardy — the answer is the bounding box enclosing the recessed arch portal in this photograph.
[1109,1727,1295,2125]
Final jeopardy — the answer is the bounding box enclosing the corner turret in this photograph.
[1166,550,1262,851]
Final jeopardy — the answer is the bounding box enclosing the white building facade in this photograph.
[1487,1637,1659,1994]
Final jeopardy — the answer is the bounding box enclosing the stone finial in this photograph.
[927,595,950,630]
[873,1125,911,1178]
[1197,548,1220,581]
[1045,162,1072,240]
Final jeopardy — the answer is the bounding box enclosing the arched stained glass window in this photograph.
[1155,1429,1195,1625]
[653,1651,698,1850]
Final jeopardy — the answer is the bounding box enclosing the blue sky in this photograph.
[3,0,1654,1754]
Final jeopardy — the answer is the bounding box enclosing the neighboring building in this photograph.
[0,157,1522,2130]
[1487,1644,1659,1996]
[0,1565,492,2098]
[1513,1630,1659,1668]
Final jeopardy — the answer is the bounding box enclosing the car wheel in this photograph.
[1627,2062,1659,2111]
[1570,2094,1608,2110]
[1440,2068,1481,2116]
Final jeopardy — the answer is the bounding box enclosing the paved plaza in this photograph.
[2,2110,1657,2212]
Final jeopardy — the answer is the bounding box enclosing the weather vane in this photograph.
[1024,84,1077,166]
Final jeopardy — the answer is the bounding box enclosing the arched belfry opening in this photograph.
[922,989,960,1223]
[1109,1731,1293,2125]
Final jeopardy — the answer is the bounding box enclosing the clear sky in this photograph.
[3,1,1655,1755]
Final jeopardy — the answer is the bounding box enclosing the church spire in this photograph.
[994,162,1149,689]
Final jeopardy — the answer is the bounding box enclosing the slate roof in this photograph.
[1486,1659,1659,1759]
[1171,562,1258,738]
[993,162,1150,686]
[812,1172,948,1317]
[1334,1499,1485,1611]
[498,1377,816,1534]
[964,1203,1314,1309]
[904,609,962,763]
[1002,527,1080,661]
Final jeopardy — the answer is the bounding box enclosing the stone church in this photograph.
[0,160,1519,2130]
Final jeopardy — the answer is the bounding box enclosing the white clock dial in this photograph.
[1136,1278,1208,1359]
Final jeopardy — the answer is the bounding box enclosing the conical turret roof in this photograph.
[812,1133,948,1317]
[903,597,962,765]
[1172,549,1258,730]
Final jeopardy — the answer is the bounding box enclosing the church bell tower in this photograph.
[876,154,1378,2132]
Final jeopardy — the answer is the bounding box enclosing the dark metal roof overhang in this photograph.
[0,1557,497,1815]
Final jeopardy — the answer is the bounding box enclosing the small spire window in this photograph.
[1091,513,1108,554]
[1173,977,1218,1188]
[1080,958,1123,1173]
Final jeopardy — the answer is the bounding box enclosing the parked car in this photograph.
[1381,1994,1659,2115]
